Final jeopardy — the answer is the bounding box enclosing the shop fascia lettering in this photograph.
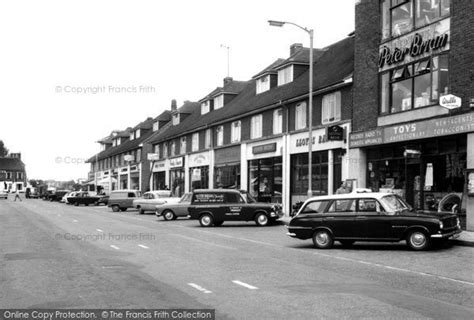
[379,32,449,69]
[295,132,337,147]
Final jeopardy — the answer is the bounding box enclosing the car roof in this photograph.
[305,192,394,201]
[111,189,140,193]
[193,189,245,193]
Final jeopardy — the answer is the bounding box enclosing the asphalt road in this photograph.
[1,199,473,319]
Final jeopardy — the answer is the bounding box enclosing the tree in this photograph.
[0,140,8,157]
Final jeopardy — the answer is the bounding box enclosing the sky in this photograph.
[0,0,355,181]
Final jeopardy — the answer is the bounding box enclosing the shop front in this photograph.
[289,125,349,207]
[169,157,185,197]
[152,160,167,190]
[214,146,241,189]
[119,167,128,189]
[188,152,210,191]
[130,166,139,190]
[246,139,283,203]
[350,112,474,229]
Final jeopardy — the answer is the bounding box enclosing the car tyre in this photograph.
[312,230,334,249]
[111,205,120,212]
[139,208,145,215]
[120,208,127,212]
[163,210,175,221]
[214,221,224,227]
[255,213,269,226]
[199,214,214,227]
[406,230,430,250]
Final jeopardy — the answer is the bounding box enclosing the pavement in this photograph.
[280,215,474,247]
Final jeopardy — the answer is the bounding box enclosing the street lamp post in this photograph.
[268,20,314,198]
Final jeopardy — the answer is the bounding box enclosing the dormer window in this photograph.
[130,132,134,140]
[172,114,179,125]
[214,95,224,110]
[201,101,210,115]
[256,75,270,94]
[135,129,141,139]
[277,65,293,86]
[153,121,159,132]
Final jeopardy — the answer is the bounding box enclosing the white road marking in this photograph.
[232,280,258,290]
[188,283,212,294]
[138,244,149,249]
[72,219,78,223]
[96,229,104,232]
[110,245,120,250]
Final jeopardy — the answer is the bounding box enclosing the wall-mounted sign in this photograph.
[349,113,474,148]
[252,143,277,155]
[189,152,210,167]
[147,153,160,161]
[327,125,344,141]
[169,157,183,168]
[379,18,450,72]
[123,155,134,162]
[439,94,462,110]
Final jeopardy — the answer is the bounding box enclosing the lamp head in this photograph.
[268,20,285,27]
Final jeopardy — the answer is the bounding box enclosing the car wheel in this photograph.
[199,214,214,227]
[339,240,355,247]
[120,208,127,212]
[112,205,120,212]
[312,230,334,249]
[407,230,429,250]
[214,221,224,227]
[255,213,269,226]
[74,202,79,206]
[94,201,99,206]
[139,208,145,215]
[163,210,175,221]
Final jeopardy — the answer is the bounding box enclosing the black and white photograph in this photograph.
[1,0,473,319]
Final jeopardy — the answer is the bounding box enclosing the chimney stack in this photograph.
[290,43,303,56]
[223,77,233,86]
[171,99,177,111]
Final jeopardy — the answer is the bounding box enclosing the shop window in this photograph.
[192,133,199,152]
[291,151,329,196]
[415,0,450,28]
[215,165,240,189]
[391,1,413,37]
[231,121,241,143]
[322,91,341,124]
[251,114,263,139]
[380,54,449,114]
[248,157,282,203]
[216,126,224,146]
[295,102,307,130]
[273,108,283,135]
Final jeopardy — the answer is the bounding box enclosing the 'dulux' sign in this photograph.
[439,94,462,110]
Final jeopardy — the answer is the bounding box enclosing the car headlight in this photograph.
[439,221,444,229]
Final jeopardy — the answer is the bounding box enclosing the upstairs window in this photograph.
[136,150,141,163]
[180,137,187,154]
[135,129,141,139]
[295,102,307,130]
[277,65,293,86]
[251,114,263,139]
[192,133,199,152]
[216,126,224,146]
[273,108,283,134]
[322,92,341,124]
[172,114,179,125]
[201,101,210,115]
[205,129,211,148]
[231,121,241,143]
[163,143,168,158]
[153,121,159,132]
[256,75,270,94]
[214,95,224,110]
[154,144,160,158]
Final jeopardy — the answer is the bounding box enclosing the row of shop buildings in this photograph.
[87,0,474,230]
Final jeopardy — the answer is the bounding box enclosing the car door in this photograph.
[354,198,395,240]
[325,199,357,238]
[223,192,243,221]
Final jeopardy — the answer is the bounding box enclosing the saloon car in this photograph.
[155,193,192,220]
[287,193,461,250]
[133,190,180,214]
[188,189,283,227]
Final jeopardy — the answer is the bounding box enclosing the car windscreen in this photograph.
[241,192,256,203]
[380,195,410,212]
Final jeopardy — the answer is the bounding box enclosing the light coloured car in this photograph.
[62,191,79,204]
[155,193,192,221]
[133,190,180,214]
[0,190,8,199]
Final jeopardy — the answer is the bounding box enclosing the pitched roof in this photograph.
[146,35,354,144]
[275,47,326,70]
[0,157,25,171]
[154,110,172,122]
[252,58,286,78]
[199,79,248,102]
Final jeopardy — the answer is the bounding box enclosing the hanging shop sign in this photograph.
[327,125,344,141]
[350,113,474,148]
[153,161,166,171]
[379,18,450,72]
[147,153,160,161]
[439,94,462,110]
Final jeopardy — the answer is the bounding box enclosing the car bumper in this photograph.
[431,228,462,239]
[286,232,297,238]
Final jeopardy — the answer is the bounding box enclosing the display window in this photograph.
[189,166,209,191]
[248,157,282,203]
[215,165,240,189]
[170,169,185,197]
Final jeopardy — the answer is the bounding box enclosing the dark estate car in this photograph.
[188,189,283,227]
[287,193,461,251]
[67,191,101,206]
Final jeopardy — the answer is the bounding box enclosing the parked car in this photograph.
[67,192,101,206]
[287,193,461,251]
[188,189,283,227]
[0,190,8,199]
[155,193,192,220]
[108,190,142,212]
[133,190,180,214]
[97,195,109,206]
[62,191,80,204]
[43,190,69,202]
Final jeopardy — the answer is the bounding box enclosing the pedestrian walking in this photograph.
[13,189,22,202]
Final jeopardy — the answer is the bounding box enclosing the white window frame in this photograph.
[172,114,179,125]
[201,101,210,115]
[180,136,187,154]
[135,129,141,139]
[154,144,160,158]
[192,133,199,152]
[216,126,224,146]
[295,102,307,130]
[277,65,293,86]
[214,95,224,110]
[322,91,342,124]
[153,121,159,132]
[251,114,263,139]
[205,129,211,148]
[170,141,176,156]
[163,143,168,158]
[273,108,283,134]
[256,75,270,94]
[231,121,241,143]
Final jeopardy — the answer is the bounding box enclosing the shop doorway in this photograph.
[405,158,422,209]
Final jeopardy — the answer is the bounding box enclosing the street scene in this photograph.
[1,0,474,319]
